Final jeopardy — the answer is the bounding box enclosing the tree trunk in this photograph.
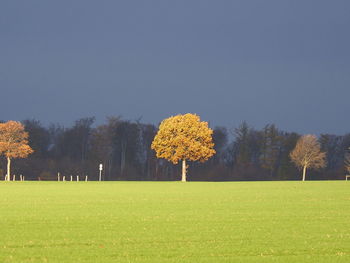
[302,165,307,181]
[108,158,112,181]
[120,140,126,177]
[155,160,159,181]
[182,159,187,182]
[7,157,11,181]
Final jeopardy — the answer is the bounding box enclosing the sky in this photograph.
[1,0,349,134]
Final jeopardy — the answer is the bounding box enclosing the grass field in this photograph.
[0,181,349,263]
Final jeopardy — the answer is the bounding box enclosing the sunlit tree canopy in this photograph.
[0,121,33,180]
[151,113,215,164]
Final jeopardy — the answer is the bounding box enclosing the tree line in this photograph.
[0,117,349,181]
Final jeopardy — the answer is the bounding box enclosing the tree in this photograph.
[54,117,95,176]
[345,148,350,174]
[259,124,282,179]
[61,117,95,162]
[319,134,343,171]
[22,119,50,158]
[232,121,253,165]
[151,113,215,182]
[228,122,262,180]
[212,126,228,164]
[0,121,33,181]
[114,120,141,179]
[275,132,300,180]
[138,123,158,180]
[290,134,326,181]
[90,122,114,180]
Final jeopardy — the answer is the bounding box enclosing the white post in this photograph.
[20,175,23,181]
[58,172,60,181]
[63,176,66,181]
[13,175,15,181]
[99,164,103,181]
[76,175,79,182]
[85,175,88,182]
[23,176,25,181]
[70,175,73,181]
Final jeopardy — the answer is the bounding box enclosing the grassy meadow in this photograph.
[0,181,349,262]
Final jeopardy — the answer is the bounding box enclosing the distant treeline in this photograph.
[0,117,349,181]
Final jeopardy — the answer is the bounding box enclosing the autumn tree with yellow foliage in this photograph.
[0,121,33,181]
[151,113,215,182]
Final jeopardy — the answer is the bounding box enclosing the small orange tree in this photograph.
[290,134,326,181]
[0,121,33,181]
[151,113,215,182]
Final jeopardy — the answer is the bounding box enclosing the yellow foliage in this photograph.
[151,113,215,164]
[0,121,33,159]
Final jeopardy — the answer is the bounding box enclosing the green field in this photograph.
[0,181,349,263]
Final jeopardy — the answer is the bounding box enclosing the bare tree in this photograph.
[290,134,326,181]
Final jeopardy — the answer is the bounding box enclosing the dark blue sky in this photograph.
[1,1,349,134]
